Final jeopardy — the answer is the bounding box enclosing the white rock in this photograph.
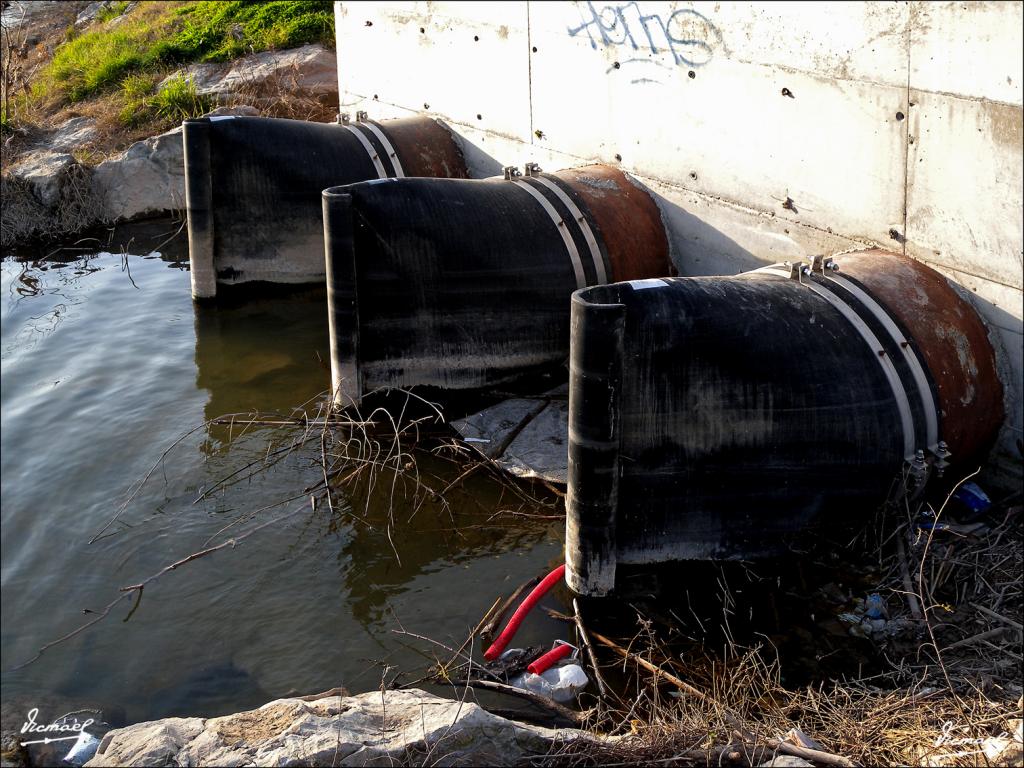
[86,688,585,767]
[161,44,338,100]
[92,125,184,220]
[8,150,76,207]
[1,1,66,29]
[73,1,135,28]
[452,385,570,485]
[74,2,108,27]
[221,44,338,97]
[48,116,99,152]
[159,61,231,96]
[758,756,815,767]
[202,105,260,119]
[91,718,204,767]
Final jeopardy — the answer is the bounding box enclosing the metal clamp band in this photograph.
[342,124,388,179]
[761,267,916,459]
[824,272,939,450]
[511,180,587,289]
[528,176,607,284]
[359,122,406,178]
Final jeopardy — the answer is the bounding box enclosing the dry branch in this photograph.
[455,678,587,726]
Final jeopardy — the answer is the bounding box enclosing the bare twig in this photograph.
[454,678,588,725]
[588,630,854,767]
[16,503,308,669]
[972,603,1023,631]
[896,533,924,621]
[89,420,214,543]
[572,598,609,699]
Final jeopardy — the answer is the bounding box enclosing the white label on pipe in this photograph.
[628,278,667,290]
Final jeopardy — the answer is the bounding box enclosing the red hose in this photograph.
[526,642,573,675]
[484,564,566,661]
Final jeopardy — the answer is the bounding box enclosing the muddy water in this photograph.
[1,220,565,725]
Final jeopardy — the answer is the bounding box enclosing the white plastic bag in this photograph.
[509,663,589,703]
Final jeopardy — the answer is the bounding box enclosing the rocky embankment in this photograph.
[1,43,338,248]
[83,688,586,767]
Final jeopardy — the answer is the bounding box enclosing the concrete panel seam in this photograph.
[633,172,882,250]
[526,0,534,144]
[902,4,912,259]
[907,88,1024,110]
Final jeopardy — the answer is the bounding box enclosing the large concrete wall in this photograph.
[335,1,1023,484]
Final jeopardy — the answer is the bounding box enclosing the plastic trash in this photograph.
[864,593,887,620]
[63,731,100,767]
[950,481,992,522]
[509,663,589,703]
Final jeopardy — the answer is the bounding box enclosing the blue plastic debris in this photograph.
[864,593,887,620]
[950,481,992,522]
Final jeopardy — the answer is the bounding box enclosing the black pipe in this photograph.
[184,115,468,298]
[566,266,956,594]
[323,167,670,405]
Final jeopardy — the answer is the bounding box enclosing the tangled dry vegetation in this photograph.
[530,483,1023,767]
[17,383,1020,767]
[295,409,1024,767]
[0,156,104,246]
[311,400,1022,767]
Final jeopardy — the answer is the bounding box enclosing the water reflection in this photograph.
[333,455,561,629]
[1,220,565,726]
[192,285,332,430]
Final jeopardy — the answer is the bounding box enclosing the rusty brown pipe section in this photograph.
[838,248,1003,468]
[545,164,672,281]
[371,116,469,179]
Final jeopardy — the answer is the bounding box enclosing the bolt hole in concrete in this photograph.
[689,171,698,180]
[896,111,905,121]
[614,153,622,161]
[688,70,696,79]
[473,35,479,41]
[373,94,378,100]
[613,61,620,69]
[419,26,424,33]
[781,87,794,97]
[364,20,372,26]
[476,114,482,120]
[423,103,430,110]
[532,45,538,52]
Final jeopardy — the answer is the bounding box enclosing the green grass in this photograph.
[116,72,158,126]
[37,1,334,105]
[40,8,176,102]
[153,1,335,63]
[117,72,212,127]
[149,72,213,121]
[96,1,132,23]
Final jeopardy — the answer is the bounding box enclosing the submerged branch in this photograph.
[15,503,308,670]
